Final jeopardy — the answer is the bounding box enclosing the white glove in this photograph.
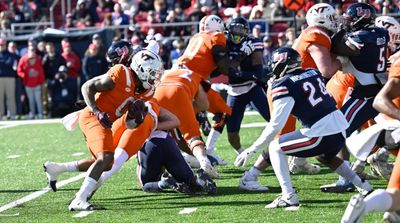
[240,40,255,56]
[234,148,257,167]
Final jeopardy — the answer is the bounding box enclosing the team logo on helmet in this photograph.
[272,52,288,63]
[115,46,129,56]
[314,6,328,13]
[356,7,371,18]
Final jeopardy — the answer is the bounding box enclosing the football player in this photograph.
[236,4,342,191]
[137,129,217,195]
[341,47,400,223]
[236,47,372,208]
[152,15,243,178]
[321,2,390,193]
[44,40,164,211]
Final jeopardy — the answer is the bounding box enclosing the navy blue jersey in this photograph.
[271,69,337,128]
[348,27,389,73]
[227,36,263,85]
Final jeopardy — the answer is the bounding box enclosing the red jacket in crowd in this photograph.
[17,53,45,87]
[62,50,81,79]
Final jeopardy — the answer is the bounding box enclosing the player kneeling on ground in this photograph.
[137,130,217,195]
[235,47,372,209]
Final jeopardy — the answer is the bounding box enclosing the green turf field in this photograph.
[0,115,388,222]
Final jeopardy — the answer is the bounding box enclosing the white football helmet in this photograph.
[199,15,225,33]
[306,3,338,32]
[130,49,163,90]
[375,16,400,51]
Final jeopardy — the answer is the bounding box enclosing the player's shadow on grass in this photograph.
[0,189,41,193]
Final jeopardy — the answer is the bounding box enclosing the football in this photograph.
[125,100,148,129]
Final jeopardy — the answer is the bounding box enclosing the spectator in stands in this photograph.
[262,35,274,65]
[61,40,80,101]
[147,33,170,69]
[277,32,286,47]
[250,0,266,20]
[48,65,77,117]
[169,38,185,67]
[9,1,26,24]
[154,0,168,23]
[82,43,107,82]
[70,0,95,28]
[98,0,115,14]
[186,3,206,33]
[61,13,75,32]
[61,40,81,80]
[111,3,129,26]
[90,33,106,57]
[164,9,181,36]
[138,0,155,11]
[0,17,11,37]
[285,27,296,47]
[252,24,262,38]
[17,42,45,119]
[120,0,137,16]
[0,38,18,120]
[20,38,44,58]
[42,42,67,115]
[237,0,258,17]
[141,10,163,35]
[37,40,46,57]
[8,41,22,118]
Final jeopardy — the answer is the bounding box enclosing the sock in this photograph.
[338,160,351,183]
[235,147,244,155]
[143,182,162,192]
[269,140,294,195]
[364,189,393,212]
[206,128,220,154]
[335,162,362,187]
[62,161,79,172]
[76,176,97,200]
[248,167,262,179]
[98,148,128,186]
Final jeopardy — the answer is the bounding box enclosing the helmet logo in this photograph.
[314,6,328,13]
[379,21,394,29]
[141,53,154,61]
[273,52,288,63]
[115,46,129,56]
[356,7,371,18]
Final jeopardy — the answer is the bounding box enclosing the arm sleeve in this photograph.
[248,97,295,152]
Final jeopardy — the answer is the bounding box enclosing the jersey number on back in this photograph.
[302,78,328,107]
[182,35,204,59]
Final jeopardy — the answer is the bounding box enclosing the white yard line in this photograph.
[0,173,85,213]
[73,210,95,218]
[178,207,197,214]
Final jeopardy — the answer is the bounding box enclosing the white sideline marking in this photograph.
[0,173,85,213]
[72,152,85,157]
[6,155,20,159]
[241,122,267,128]
[285,205,301,211]
[178,208,197,214]
[0,213,19,217]
[73,211,94,218]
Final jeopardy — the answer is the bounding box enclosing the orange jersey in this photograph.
[326,71,355,109]
[293,26,331,69]
[112,98,161,158]
[383,51,400,120]
[178,32,226,79]
[94,64,139,121]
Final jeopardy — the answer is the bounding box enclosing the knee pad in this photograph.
[189,136,205,151]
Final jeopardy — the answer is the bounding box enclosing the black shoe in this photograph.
[196,169,217,194]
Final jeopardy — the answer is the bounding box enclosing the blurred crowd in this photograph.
[0,0,399,120]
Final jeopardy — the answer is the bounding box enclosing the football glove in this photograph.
[240,40,255,56]
[234,148,257,167]
[94,110,113,129]
[127,99,148,128]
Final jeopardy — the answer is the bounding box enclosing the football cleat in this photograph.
[43,161,64,192]
[207,151,227,166]
[200,158,220,179]
[355,180,373,197]
[288,157,321,174]
[68,197,95,211]
[341,194,366,223]
[383,211,400,223]
[196,169,217,194]
[320,177,356,193]
[367,148,393,181]
[238,178,268,192]
[351,160,379,180]
[265,193,299,209]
